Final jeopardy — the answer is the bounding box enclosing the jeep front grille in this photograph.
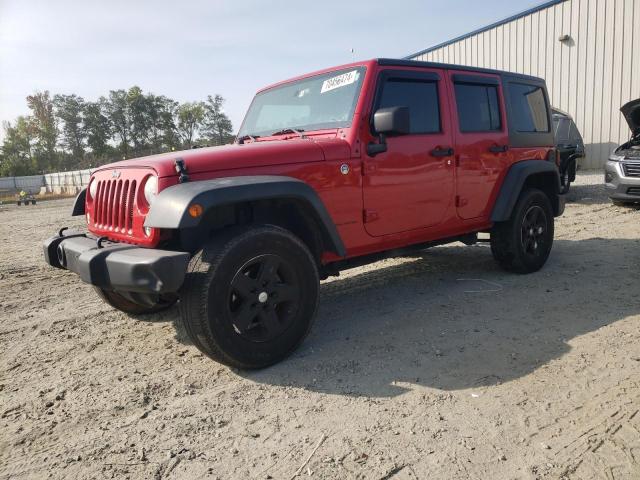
[94,179,137,233]
[622,162,640,177]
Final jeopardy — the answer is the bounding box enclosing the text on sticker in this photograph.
[321,70,359,94]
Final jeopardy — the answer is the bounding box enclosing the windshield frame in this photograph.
[237,65,367,139]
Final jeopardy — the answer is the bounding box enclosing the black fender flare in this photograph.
[145,175,346,257]
[491,160,562,222]
[71,188,86,216]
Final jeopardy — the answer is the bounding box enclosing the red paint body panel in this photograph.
[86,59,554,265]
[362,65,456,236]
[449,71,510,220]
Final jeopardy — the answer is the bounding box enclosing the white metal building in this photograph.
[407,0,639,168]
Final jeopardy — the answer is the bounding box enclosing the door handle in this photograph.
[489,144,509,153]
[430,147,454,157]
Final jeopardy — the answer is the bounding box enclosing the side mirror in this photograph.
[373,106,410,136]
[368,106,410,156]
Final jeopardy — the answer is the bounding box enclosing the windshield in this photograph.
[238,66,366,138]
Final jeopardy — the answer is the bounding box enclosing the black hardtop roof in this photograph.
[376,58,545,84]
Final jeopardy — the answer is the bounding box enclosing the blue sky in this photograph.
[0,0,543,138]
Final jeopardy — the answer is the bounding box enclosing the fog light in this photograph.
[144,226,153,237]
[605,172,613,183]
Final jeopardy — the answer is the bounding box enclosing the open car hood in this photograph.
[621,99,640,136]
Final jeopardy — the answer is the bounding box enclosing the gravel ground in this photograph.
[1,172,639,480]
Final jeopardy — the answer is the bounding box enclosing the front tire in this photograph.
[179,225,319,369]
[490,188,554,273]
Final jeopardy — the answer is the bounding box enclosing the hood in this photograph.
[621,99,640,137]
[94,139,344,178]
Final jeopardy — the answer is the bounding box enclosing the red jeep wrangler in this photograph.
[44,59,563,368]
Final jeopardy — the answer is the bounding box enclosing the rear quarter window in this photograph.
[510,83,549,133]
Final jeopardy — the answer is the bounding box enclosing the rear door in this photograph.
[362,68,455,236]
[450,73,509,219]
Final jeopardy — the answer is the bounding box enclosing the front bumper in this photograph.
[604,160,640,202]
[43,231,190,293]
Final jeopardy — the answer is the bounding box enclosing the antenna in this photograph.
[350,48,355,62]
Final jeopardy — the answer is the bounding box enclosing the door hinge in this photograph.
[455,196,468,208]
[363,209,379,223]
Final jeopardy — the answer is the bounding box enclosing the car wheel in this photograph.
[31,200,36,205]
[179,225,319,369]
[94,287,177,315]
[16,201,21,206]
[490,188,554,274]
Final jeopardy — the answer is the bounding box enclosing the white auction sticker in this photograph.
[321,70,359,94]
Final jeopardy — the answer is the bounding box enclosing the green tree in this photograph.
[202,94,234,146]
[176,102,205,149]
[147,95,180,153]
[106,89,131,158]
[83,98,112,159]
[127,86,151,156]
[26,91,58,171]
[53,94,86,160]
[2,87,234,173]
[0,117,36,176]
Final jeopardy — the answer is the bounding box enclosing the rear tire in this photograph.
[95,288,177,315]
[490,188,554,273]
[179,225,319,369]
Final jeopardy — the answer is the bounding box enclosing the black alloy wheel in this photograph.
[228,254,301,343]
[520,205,549,258]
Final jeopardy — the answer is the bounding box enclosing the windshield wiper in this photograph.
[237,134,260,144]
[270,128,307,139]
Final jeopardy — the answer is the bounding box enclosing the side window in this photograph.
[553,115,571,144]
[510,83,549,132]
[454,83,501,132]
[378,79,440,134]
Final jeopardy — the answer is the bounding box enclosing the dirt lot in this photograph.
[1,172,639,480]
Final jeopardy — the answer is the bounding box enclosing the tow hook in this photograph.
[96,236,110,249]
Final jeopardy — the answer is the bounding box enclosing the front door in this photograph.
[362,68,455,237]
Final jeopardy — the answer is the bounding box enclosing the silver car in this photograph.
[605,99,640,205]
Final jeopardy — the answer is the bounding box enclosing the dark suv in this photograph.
[605,99,640,205]
[552,108,584,194]
[44,59,564,368]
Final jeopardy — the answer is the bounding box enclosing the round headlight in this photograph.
[143,176,158,206]
[88,179,98,200]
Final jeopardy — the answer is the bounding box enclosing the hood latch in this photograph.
[174,158,189,183]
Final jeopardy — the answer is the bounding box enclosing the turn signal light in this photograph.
[188,203,203,218]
